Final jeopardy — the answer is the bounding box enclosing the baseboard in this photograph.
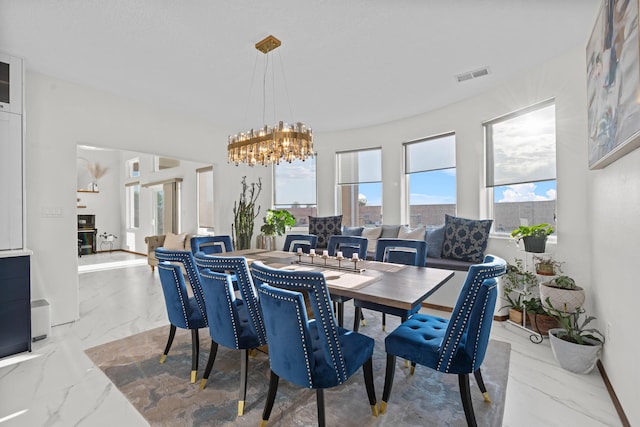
[422,302,508,322]
[421,302,453,313]
[95,248,147,257]
[116,249,146,257]
[597,360,631,427]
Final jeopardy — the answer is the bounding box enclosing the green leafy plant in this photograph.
[501,258,537,311]
[522,297,546,315]
[260,209,296,236]
[544,299,604,345]
[533,255,564,276]
[232,176,262,250]
[546,275,577,290]
[510,223,554,241]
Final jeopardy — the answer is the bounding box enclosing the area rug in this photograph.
[86,313,510,427]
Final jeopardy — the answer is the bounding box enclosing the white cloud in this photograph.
[497,183,556,202]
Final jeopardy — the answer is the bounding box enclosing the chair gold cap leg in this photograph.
[190,370,197,383]
[482,391,491,403]
[159,354,167,364]
[404,360,410,368]
[237,400,245,416]
[199,378,207,390]
[380,401,388,414]
[410,365,416,375]
[371,404,379,417]
[259,419,269,427]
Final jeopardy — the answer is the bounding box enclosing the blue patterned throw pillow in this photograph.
[309,215,343,248]
[441,215,492,262]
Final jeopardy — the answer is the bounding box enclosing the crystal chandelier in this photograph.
[228,35,313,166]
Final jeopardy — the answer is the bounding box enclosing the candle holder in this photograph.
[291,252,365,273]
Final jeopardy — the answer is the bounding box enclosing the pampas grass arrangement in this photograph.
[86,162,108,180]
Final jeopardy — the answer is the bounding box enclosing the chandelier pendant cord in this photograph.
[241,50,260,132]
[277,50,295,123]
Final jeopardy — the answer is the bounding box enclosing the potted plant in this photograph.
[522,297,559,336]
[232,176,262,250]
[533,255,563,276]
[510,223,554,253]
[540,275,586,314]
[545,302,605,374]
[501,259,537,325]
[257,209,296,250]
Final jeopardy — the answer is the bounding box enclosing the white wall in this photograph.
[24,71,271,326]
[24,45,636,423]
[589,147,640,424]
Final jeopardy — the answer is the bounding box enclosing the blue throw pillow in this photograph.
[425,225,445,258]
[342,226,364,237]
[308,215,342,248]
[441,214,492,263]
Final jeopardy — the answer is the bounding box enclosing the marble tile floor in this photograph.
[0,251,622,426]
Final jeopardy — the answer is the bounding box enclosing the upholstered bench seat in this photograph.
[426,257,474,271]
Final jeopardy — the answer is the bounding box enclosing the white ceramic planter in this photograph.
[548,328,602,374]
[540,284,585,313]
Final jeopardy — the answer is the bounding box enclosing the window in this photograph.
[485,100,557,234]
[274,157,317,227]
[152,186,165,235]
[337,148,382,227]
[196,166,214,230]
[125,182,139,229]
[404,133,456,227]
[126,158,139,178]
[154,156,180,171]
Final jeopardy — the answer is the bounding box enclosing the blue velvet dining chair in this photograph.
[327,235,368,259]
[196,268,265,416]
[155,248,209,384]
[193,253,267,346]
[326,235,368,327]
[282,234,318,254]
[353,238,427,332]
[190,235,234,255]
[380,255,506,427]
[251,261,378,427]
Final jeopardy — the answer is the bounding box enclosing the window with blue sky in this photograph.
[274,157,317,226]
[404,133,456,227]
[337,148,382,226]
[485,100,557,234]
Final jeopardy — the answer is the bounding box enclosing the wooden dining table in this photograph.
[228,249,456,328]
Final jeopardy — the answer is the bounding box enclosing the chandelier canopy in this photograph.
[228,35,313,166]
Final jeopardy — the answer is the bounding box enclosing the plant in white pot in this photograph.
[545,301,604,374]
[540,275,586,314]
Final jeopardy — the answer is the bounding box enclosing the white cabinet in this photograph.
[0,52,23,251]
[0,112,23,250]
[0,52,23,115]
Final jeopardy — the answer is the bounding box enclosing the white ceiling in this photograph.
[0,0,600,132]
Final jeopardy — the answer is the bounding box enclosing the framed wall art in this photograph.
[587,0,640,169]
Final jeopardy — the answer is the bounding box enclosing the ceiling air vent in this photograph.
[455,67,490,83]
